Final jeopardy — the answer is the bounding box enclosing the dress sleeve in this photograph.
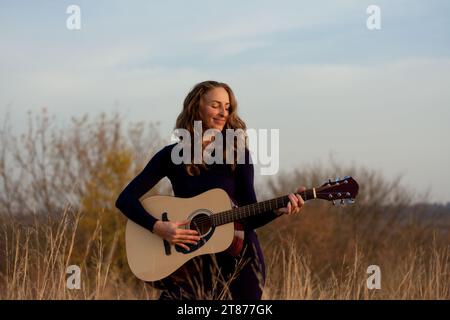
[115,145,171,233]
[234,148,280,230]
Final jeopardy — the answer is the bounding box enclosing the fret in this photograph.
[212,189,312,227]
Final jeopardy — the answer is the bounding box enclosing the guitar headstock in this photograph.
[315,176,359,205]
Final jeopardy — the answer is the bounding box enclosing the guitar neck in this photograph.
[211,189,316,227]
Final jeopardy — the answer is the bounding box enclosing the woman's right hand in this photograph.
[152,220,201,250]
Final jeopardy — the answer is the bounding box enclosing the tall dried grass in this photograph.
[0,110,448,299]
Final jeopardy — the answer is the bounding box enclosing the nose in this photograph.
[218,106,228,117]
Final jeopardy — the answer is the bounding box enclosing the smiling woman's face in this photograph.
[199,87,230,132]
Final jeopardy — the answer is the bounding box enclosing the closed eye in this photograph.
[210,104,230,113]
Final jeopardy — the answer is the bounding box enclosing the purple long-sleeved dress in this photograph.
[115,143,279,299]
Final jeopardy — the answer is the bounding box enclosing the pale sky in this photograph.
[1,1,449,203]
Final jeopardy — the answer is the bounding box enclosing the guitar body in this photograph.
[125,188,236,282]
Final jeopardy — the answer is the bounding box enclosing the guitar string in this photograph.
[184,192,308,227]
[175,179,355,228]
[184,190,352,228]
[189,199,283,227]
[188,190,353,227]
[186,195,290,227]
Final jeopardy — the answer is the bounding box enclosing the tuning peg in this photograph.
[344,175,350,179]
[340,199,345,205]
[332,200,336,206]
[335,176,340,182]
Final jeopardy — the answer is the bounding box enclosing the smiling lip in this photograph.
[213,118,225,122]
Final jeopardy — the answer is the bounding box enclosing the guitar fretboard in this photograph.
[211,189,315,226]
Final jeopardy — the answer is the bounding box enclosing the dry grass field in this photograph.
[1,111,449,299]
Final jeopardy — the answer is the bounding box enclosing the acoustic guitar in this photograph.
[125,176,359,282]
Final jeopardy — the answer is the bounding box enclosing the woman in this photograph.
[115,80,305,300]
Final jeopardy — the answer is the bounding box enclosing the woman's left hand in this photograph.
[275,186,306,216]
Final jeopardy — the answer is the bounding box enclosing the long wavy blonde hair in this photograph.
[175,80,247,176]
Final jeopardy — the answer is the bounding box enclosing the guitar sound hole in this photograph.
[190,214,212,236]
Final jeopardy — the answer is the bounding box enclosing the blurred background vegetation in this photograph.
[0,110,448,299]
